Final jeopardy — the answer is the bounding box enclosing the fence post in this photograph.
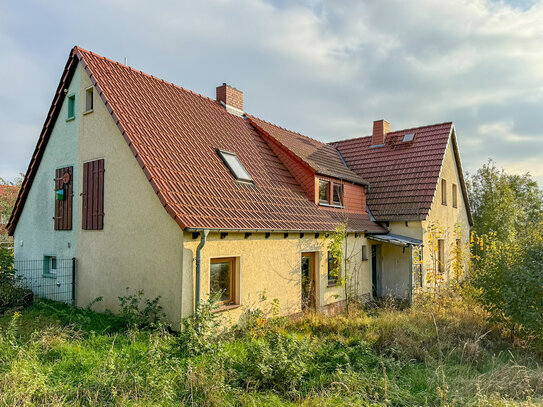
[71,257,77,306]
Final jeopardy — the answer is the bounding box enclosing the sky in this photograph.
[1,0,543,186]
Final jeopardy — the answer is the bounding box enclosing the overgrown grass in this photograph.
[1,296,542,406]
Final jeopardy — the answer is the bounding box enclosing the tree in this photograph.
[0,175,22,239]
[466,160,543,242]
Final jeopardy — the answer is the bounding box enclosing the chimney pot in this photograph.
[372,120,390,145]
[216,83,243,112]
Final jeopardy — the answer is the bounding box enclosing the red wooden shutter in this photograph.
[82,159,104,230]
[54,166,73,230]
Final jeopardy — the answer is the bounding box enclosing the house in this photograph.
[7,47,471,325]
[333,121,473,297]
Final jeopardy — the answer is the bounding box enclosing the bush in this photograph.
[178,297,222,357]
[0,246,33,310]
[118,288,166,329]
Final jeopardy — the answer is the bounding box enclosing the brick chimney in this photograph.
[372,119,390,146]
[216,83,243,113]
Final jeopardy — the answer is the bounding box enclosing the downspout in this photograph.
[408,245,413,305]
[195,229,210,307]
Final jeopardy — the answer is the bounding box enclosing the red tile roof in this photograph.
[248,116,368,186]
[332,123,472,223]
[8,47,384,234]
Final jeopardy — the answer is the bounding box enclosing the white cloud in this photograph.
[0,0,542,186]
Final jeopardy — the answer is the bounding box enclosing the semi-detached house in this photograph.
[7,47,472,325]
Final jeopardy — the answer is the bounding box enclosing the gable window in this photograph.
[217,150,253,183]
[54,166,73,231]
[82,159,105,230]
[437,239,445,273]
[67,94,75,120]
[85,87,94,113]
[441,179,447,205]
[327,251,340,286]
[210,257,237,305]
[332,183,344,207]
[452,183,458,208]
[43,255,57,277]
[319,180,330,204]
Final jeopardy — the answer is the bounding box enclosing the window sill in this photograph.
[213,304,241,313]
[66,116,75,122]
[319,202,344,209]
[83,109,94,115]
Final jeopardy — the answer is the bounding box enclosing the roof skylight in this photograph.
[402,133,415,142]
[217,150,253,183]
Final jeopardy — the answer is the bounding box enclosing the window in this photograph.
[402,133,415,142]
[438,239,445,273]
[332,183,344,207]
[210,257,236,305]
[361,245,368,261]
[319,180,330,204]
[327,252,339,286]
[67,94,75,120]
[85,87,94,113]
[441,179,447,205]
[452,183,458,208]
[55,166,73,231]
[217,150,253,182]
[43,255,57,277]
[82,159,105,230]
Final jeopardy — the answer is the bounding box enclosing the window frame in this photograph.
[332,183,344,207]
[327,251,340,286]
[318,179,330,205]
[84,86,94,114]
[452,183,458,208]
[437,239,445,273]
[217,149,253,183]
[441,179,447,206]
[66,94,75,121]
[210,257,237,306]
[43,255,57,278]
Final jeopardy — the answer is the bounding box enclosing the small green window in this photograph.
[67,94,75,120]
[43,255,57,277]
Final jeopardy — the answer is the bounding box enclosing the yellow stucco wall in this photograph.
[181,232,371,322]
[422,138,471,283]
[76,64,184,325]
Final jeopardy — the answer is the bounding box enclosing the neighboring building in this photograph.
[0,185,18,236]
[7,47,471,325]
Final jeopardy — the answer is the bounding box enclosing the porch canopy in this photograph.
[367,233,422,247]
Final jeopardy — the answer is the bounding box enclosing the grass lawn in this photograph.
[1,298,542,406]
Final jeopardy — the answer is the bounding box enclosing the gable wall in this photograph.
[13,67,81,262]
[421,141,470,282]
[76,64,184,325]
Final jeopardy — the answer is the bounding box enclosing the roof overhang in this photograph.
[367,233,423,247]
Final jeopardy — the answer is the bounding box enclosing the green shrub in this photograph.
[178,297,222,357]
[118,288,166,329]
[0,246,33,310]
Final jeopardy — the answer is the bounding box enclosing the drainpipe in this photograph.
[195,229,210,307]
[408,245,413,305]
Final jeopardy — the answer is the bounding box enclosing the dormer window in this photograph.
[217,150,253,183]
[333,184,343,206]
[319,180,330,204]
[318,179,344,208]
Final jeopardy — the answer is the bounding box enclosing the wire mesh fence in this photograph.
[12,258,76,305]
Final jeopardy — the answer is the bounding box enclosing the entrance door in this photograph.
[371,244,382,298]
[301,252,317,310]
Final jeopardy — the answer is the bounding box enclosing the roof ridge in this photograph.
[332,121,454,145]
[248,114,333,149]
[75,46,220,107]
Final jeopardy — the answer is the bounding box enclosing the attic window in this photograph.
[217,150,253,183]
[402,133,415,142]
[84,87,94,113]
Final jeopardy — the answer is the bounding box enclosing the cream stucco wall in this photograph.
[76,64,184,325]
[421,139,471,283]
[181,232,371,322]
